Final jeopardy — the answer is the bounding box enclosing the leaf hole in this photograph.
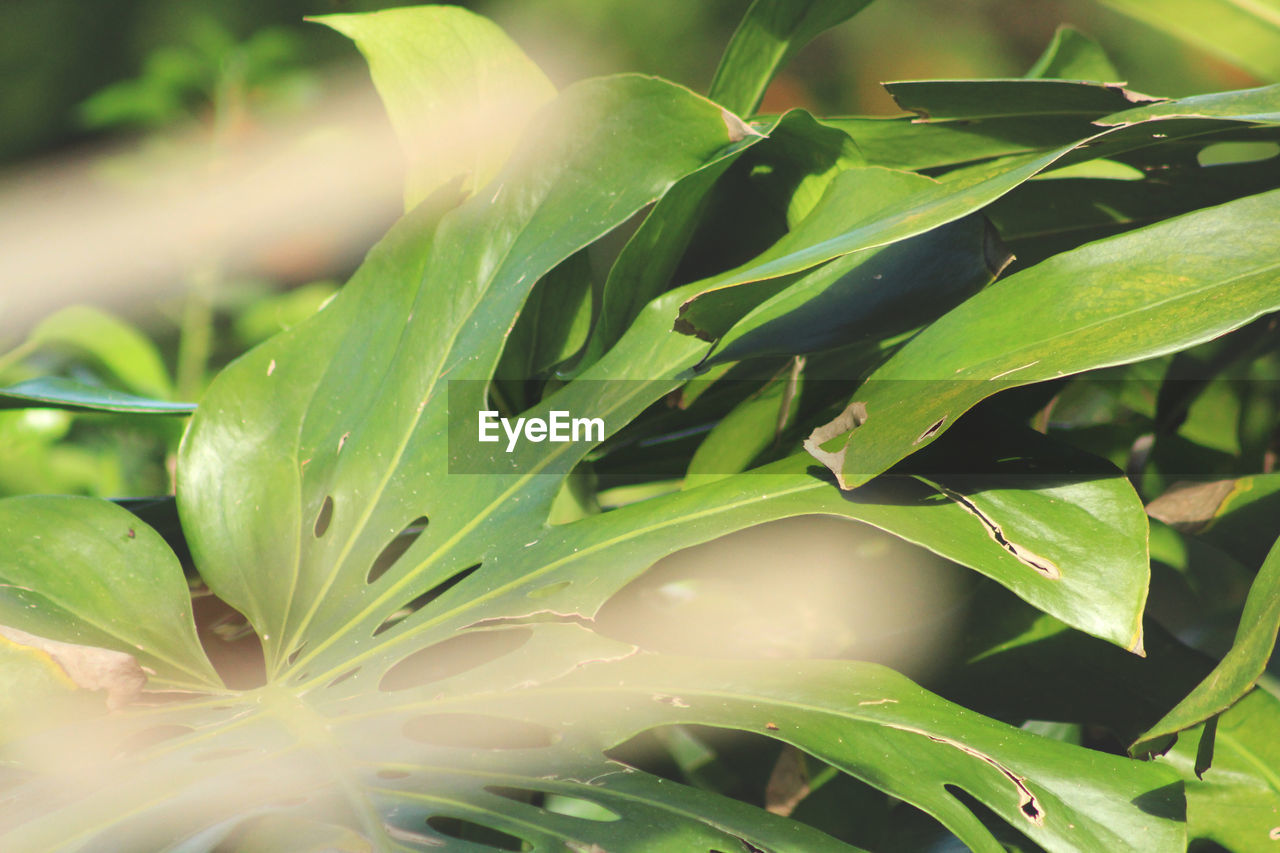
[368,516,429,584]
[945,784,1045,838]
[402,713,557,750]
[484,786,620,822]
[373,563,481,636]
[914,416,947,445]
[1197,141,1280,167]
[326,667,360,688]
[425,816,529,851]
[313,496,334,538]
[285,644,306,666]
[380,628,532,692]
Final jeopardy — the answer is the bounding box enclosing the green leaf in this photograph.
[701,213,1010,365]
[884,79,1161,121]
[0,377,195,415]
[1134,534,1280,752]
[179,74,749,674]
[1098,82,1280,125]
[1160,688,1280,850]
[313,6,556,210]
[490,654,1186,853]
[709,0,876,116]
[807,187,1280,490]
[988,141,1280,266]
[1096,0,1280,82]
[1024,25,1122,83]
[820,114,1100,172]
[497,250,595,381]
[9,305,174,399]
[232,281,338,348]
[673,159,1048,335]
[683,361,803,488]
[0,496,219,692]
[677,91,1280,340]
[574,110,827,373]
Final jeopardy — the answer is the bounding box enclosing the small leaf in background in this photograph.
[683,359,803,488]
[314,6,557,209]
[1024,25,1123,83]
[0,378,194,416]
[7,305,174,400]
[231,281,337,348]
[709,0,877,116]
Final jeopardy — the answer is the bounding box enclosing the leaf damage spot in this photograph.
[803,401,868,490]
[887,723,1044,825]
[337,431,350,454]
[672,312,715,343]
[1107,83,1166,105]
[466,610,594,631]
[565,843,609,853]
[314,496,334,538]
[765,722,779,731]
[858,698,898,706]
[932,483,1061,579]
[983,220,1015,278]
[0,624,146,710]
[266,359,276,376]
[1145,478,1239,534]
[989,361,1040,381]
[914,416,947,445]
[652,694,689,708]
[720,108,755,144]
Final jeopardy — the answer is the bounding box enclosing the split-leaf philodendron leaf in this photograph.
[4,3,1280,851]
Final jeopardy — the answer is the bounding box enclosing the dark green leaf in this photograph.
[0,377,194,415]
[885,79,1161,121]
[808,187,1280,490]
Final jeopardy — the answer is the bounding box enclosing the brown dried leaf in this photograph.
[0,625,146,710]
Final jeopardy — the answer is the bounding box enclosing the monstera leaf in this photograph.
[10,5,1280,851]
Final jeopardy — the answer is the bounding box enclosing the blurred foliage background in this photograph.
[2,0,1270,164]
[0,0,1275,500]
